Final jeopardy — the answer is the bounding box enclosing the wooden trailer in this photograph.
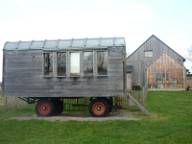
[2,37,126,117]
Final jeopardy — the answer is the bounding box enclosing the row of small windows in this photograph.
[43,51,108,77]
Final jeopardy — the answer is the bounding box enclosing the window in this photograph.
[43,53,53,75]
[57,52,66,76]
[83,52,93,75]
[97,51,108,75]
[144,50,153,58]
[70,52,80,75]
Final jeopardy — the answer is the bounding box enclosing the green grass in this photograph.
[0,91,192,144]
[0,96,3,106]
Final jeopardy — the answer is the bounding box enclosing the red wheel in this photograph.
[89,99,109,117]
[35,100,54,116]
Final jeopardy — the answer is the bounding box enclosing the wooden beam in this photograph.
[127,93,150,115]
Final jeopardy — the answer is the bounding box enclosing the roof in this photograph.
[127,34,185,62]
[4,37,125,51]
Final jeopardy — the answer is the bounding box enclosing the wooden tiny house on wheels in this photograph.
[2,37,127,117]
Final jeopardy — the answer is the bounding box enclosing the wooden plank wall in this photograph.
[3,46,126,98]
[186,77,192,89]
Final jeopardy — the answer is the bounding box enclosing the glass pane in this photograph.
[70,52,80,75]
[57,52,66,76]
[145,50,153,57]
[44,53,53,75]
[83,52,93,75]
[101,38,113,46]
[97,51,107,75]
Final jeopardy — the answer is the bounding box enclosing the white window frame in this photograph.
[70,52,81,76]
[144,50,153,58]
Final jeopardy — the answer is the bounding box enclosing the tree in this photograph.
[186,69,191,74]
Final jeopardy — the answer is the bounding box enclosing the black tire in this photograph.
[35,99,55,117]
[52,100,63,115]
[56,100,64,114]
[108,98,113,112]
[89,99,109,117]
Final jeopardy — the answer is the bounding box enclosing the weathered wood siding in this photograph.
[3,47,126,98]
[126,35,185,87]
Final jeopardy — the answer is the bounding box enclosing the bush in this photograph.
[186,86,191,91]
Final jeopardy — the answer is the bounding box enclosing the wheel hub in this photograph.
[42,106,47,111]
[91,101,107,117]
[36,100,52,116]
[97,106,102,111]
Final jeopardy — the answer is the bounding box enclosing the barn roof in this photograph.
[4,37,125,50]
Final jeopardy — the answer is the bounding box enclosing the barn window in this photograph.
[83,52,93,76]
[144,50,153,58]
[97,51,108,75]
[70,52,80,75]
[43,53,53,76]
[57,52,66,76]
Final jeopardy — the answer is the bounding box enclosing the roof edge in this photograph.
[127,34,185,62]
[4,37,126,51]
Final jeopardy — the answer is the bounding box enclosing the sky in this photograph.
[0,0,192,81]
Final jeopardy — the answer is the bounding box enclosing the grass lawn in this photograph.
[0,91,192,144]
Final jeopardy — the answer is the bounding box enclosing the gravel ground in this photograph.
[13,112,139,121]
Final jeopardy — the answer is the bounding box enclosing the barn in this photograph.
[127,35,186,89]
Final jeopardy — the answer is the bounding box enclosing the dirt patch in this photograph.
[13,112,139,122]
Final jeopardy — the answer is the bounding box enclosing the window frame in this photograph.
[43,52,54,77]
[42,50,109,78]
[83,51,94,77]
[56,52,67,77]
[69,51,81,77]
[144,50,153,58]
[96,51,108,76]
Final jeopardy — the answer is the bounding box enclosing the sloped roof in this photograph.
[127,34,185,62]
[4,37,125,51]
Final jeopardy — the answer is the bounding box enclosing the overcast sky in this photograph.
[0,0,192,81]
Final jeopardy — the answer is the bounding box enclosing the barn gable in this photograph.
[127,35,186,89]
[127,34,185,64]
